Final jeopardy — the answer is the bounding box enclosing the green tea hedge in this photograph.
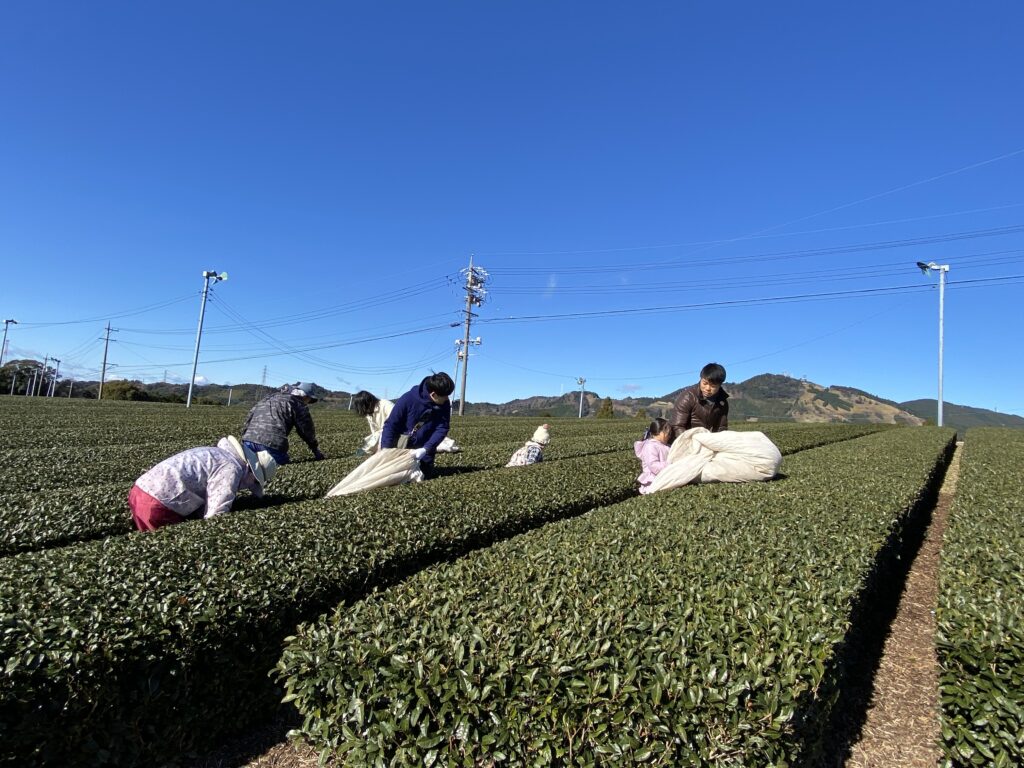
[0,422,886,558]
[277,427,954,766]
[937,428,1024,767]
[0,451,641,766]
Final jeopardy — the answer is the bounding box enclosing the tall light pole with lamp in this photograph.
[187,271,228,408]
[577,377,587,418]
[916,261,949,427]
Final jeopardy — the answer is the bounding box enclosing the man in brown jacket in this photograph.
[670,362,729,439]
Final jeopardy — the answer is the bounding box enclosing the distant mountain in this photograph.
[5,365,1019,435]
[899,399,1024,430]
[466,374,928,426]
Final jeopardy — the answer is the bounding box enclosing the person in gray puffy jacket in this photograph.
[241,381,325,464]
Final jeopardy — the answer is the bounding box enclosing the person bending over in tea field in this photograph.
[128,437,277,531]
[352,390,395,455]
[241,381,324,465]
[380,372,455,479]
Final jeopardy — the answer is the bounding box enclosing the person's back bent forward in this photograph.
[380,372,454,478]
[241,381,325,465]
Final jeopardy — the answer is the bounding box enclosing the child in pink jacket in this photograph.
[634,417,673,494]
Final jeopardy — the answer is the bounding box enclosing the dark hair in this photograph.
[425,372,455,397]
[352,390,379,417]
[700,362,726,385]
[646,417,670,439]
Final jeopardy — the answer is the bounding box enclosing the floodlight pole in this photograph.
[916,261,949,427]
[187,270,227,408]
[578,377,586,418]
[0,319,17,368]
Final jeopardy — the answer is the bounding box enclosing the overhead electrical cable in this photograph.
[486,224,1024,276]
[479,201,1024,257]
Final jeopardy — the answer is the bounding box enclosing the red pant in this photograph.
[129,485,186,531]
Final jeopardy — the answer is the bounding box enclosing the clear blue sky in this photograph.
[2,3,1022,414]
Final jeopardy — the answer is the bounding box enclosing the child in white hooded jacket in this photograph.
[506,424,550,466]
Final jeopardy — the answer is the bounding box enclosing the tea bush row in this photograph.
[0,434,634,558]
[936,428,1024,767]
[0,424,887,558]
[277,427,954,766]
[0,450,646,766]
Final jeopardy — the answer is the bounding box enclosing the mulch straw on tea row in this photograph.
[936,428,1024,768]
[277,427,955,767]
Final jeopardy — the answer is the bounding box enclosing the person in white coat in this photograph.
[129,436,277,531]
[353,390,395,455]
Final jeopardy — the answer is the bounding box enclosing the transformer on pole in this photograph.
[457,257,487,416]
[186,271,228,408]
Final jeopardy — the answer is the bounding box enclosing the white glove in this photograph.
[411,448,427,461]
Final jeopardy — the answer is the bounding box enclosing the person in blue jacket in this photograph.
[380,372,455,478]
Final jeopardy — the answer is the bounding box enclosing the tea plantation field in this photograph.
[0,398,1018,766]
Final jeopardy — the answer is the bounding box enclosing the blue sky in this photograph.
[1,3,1022,414]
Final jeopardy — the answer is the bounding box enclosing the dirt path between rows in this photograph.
[192,446,963,768]
[841,442,960,768]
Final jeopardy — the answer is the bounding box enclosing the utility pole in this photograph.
[257,366,268,403]
[26,368,35,397]
[453,337,482,407]
[98,322,116,401]
[68,378,73,398]
[0,319,17,368]
[226,385,233,406]
[9,366,19,395]
[187,270,227,408]
[578,377,587,418]
[48,358,61,397]
[35,355,49,396]
[457,257,488,416]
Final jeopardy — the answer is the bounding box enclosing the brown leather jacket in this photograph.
[670,383,729,438]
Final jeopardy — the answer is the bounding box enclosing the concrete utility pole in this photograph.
[98,322,116,401]
[577,377,587,418]
[457,257,488,416]
[916,261,950,427]
[48,359,61,397]
[0,319,17,368]
[187,270,227,408]
[35,355,49,396]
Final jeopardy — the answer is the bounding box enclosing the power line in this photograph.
[479,202,1024,257]
[476,275,1024,325]
[486,223,1024,276]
